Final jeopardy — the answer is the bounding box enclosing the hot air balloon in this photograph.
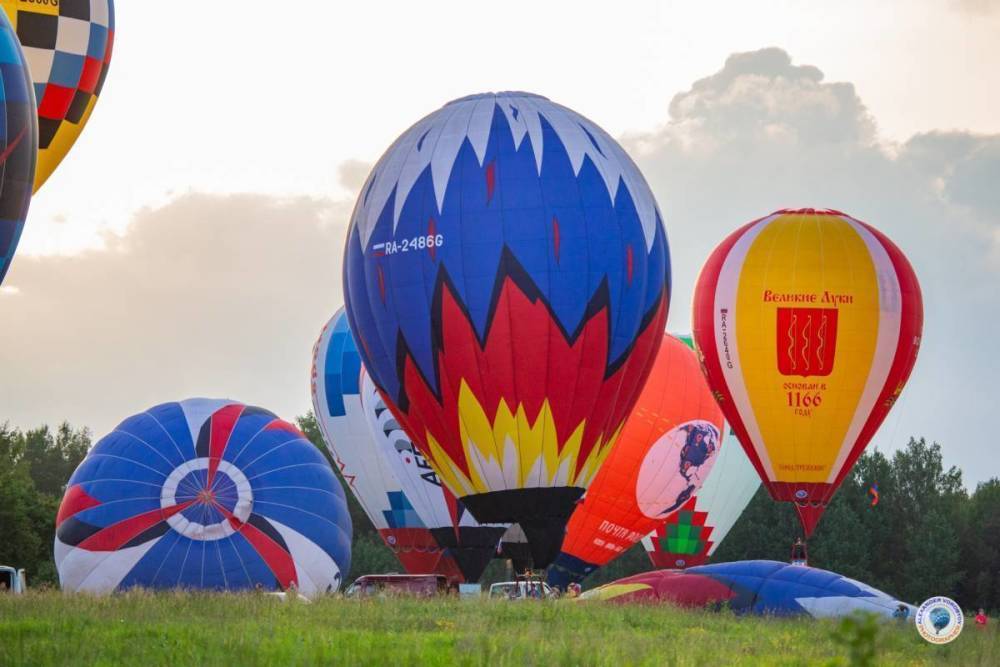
[55,399,351,595]
[548,334,723,588]
[360,365,508,582]
[693,208,923,537]
[343,91,670,567]
[365,370,529,576]
[0,10,36,287]
[312,309,506,583]
[580,560,916,619]
[641,427,760,569]
[1,0,114,191]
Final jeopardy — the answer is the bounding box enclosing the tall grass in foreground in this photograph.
[1,591,996,666]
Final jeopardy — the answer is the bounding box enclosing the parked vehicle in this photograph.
[344,574,450,598]
[488,580,556,600]
[0,566,26,594]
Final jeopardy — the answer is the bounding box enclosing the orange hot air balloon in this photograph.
[547,333,724,588]
[692,209,923,537]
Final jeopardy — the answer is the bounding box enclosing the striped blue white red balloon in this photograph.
[54,399,352,595]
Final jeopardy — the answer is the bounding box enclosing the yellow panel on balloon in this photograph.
[734,214,879,483]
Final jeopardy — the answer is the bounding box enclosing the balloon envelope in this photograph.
[312,308,505,582]
[343,91,670,567]
[55,399,351,595]
[581,560,915,619]
[0,10,36,286]
[548,334,724,587]
[1,0,114,191]
[641,427,760,569]
[360,365,507,582]
[692,209,922,536]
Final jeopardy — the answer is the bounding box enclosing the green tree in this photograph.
[0,422,89,585]
[297,411,403,579]
[958,479,1000,611]
[21,423,91,496]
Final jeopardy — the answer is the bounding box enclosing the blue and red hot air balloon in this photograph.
[55,399,352,595]
[343,91,670,566]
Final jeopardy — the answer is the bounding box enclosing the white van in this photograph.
[0,566,26,594]
[488,580,556,600]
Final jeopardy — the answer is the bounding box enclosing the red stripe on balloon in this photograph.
[56,484,102,527]
[552,216,561,264]
[0,127,26,166]
[78,501,194,552]
[265,420,306,438]
[207,404,244,488]
[829,217,923,492]
[216,504,297,590]
[485,161,496,203]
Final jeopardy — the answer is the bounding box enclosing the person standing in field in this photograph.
[975,609,988,628]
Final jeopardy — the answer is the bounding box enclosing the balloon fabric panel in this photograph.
[548,334,723,587]
[312,309,505,582]
[54,399,352,596]
[0,8,36,286]
[642,429,760,569]
[581,560,915,619]
[343,92,670,567]
[311,310,446,572]
[1,0,114,191]
[693,209,922,535]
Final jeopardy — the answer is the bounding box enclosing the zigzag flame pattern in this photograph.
[382,270,666,497]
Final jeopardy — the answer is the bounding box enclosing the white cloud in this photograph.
[1,48,997,486]
[0,194,351,437]
[624,48,999,484]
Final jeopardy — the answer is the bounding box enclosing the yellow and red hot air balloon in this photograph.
[547,333,724,588]
[693,209,922,537]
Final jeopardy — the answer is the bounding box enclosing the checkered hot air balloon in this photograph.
[343,92,670,568]
[693,209,923,537]
[1,0,114,192]
[54,399,352,595]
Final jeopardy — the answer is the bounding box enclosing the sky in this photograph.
[1,1,998,484]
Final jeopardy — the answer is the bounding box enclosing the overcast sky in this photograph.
[1,1,998,485]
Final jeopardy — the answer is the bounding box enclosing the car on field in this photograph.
[0,566,26,594]
[488,580,557,600]
[344,574,450,598]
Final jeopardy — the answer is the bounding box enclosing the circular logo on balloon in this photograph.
[636,421,720,518]
[795,489,808,500]
[161,458,253,541]
[915,596,963,644]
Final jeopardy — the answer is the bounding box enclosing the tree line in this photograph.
[3,416,997,612]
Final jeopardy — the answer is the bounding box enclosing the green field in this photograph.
[0,592,996,666]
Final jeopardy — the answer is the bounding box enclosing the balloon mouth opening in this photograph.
[460,487,583,569]
[446,91,550,106]
[428,525,507,583]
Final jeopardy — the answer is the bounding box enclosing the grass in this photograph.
[1,591,996,666]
